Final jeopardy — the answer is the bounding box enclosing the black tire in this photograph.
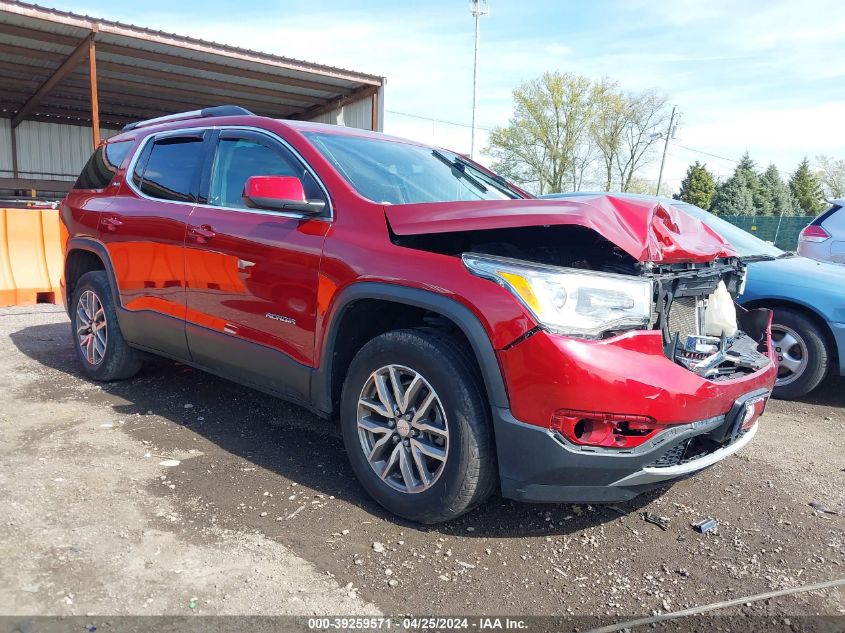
[771,307,829,400]
[340,329,496,524]
[70,270,142,381]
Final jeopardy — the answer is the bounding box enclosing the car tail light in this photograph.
[799,225,831,242]
[550,409,667,449]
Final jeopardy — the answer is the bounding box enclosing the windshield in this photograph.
[304,132,521,204]
[671,202,784,259]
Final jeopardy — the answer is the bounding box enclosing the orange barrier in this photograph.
[0,208,64,307]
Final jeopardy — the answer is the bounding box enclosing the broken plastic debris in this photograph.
[692,517,718,533]
[809,502,839,515]
[159,460,181,467]
[642,512,670,531]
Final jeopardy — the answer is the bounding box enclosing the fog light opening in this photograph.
[550,409,667,449]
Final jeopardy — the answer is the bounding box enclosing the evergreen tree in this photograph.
[736,152,773,214]
[675,161,716,210]
[710,153,760,215]
[789,158,826,215]
[758,164,795,216]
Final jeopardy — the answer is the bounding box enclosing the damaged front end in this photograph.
[461,251,772,380]
[646,260,772,379]
[385,196,773,381]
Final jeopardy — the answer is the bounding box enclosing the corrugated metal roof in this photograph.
[0,0,385,128]
[2,1,383,83]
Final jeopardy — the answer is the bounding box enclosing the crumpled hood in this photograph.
[384,194,736,264]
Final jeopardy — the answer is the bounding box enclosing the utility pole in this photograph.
[655,105,677,196]
[469,0,489,159]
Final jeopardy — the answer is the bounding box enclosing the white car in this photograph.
[798,200,845,263]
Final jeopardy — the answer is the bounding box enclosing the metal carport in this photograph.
[0,0,385,199]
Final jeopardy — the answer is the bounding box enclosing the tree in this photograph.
[711,173,756,215]
[590,83,627,191]
[815,154,845,199]
[789,158,826,215]
[675,161,716,209]
[736,152,775,214]
[487,72,597,194]
[486,72,670,194]
[758,164,796,216]
[614,89,670,192]
[710,153,760,215]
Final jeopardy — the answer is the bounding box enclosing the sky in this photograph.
[55,0,845,193]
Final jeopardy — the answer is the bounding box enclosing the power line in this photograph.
[672,145,794,178]
[675,144,740,164]
[386,109,494,131]
[386,109,797,178]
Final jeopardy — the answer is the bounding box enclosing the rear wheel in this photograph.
[70,271,142,381]
[340,329,495,523]
[770,307,829,399]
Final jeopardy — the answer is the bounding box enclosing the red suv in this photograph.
[62,106,777,523]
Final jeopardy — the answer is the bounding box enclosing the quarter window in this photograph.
[208,136,323,209]
[133,136,203,202]
[74,140,133,190]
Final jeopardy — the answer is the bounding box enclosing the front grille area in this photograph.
[647,429,749,468]
[648,440,690,467]
[667,296,699,339]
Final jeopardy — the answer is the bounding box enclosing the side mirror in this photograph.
[242,175,326,214]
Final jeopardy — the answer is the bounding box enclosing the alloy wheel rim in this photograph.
[771,324,808,386]
[76,290,107,366]
[356,364,449,494]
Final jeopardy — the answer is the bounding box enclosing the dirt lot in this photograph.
[1,305,843,629]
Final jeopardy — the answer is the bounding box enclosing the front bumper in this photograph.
[493,328,776,503]
[494,405,760,503]
[498,328,777,426]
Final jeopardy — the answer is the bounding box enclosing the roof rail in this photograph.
[121,105,254,132]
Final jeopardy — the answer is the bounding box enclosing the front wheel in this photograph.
[770,308,829,399]
[340,329,496,523]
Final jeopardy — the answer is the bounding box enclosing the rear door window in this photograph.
[74,140,133,190]
[132,136,204,202]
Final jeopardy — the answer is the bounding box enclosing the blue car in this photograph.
[541,193,845,399]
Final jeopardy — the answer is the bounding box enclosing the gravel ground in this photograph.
[1,305,843,629]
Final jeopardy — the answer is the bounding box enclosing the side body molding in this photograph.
[312,282,510,415]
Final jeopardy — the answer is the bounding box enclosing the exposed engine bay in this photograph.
[392,224,772,380]
[646,260,771,380]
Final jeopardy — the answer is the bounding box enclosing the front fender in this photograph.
[311,281,510,415]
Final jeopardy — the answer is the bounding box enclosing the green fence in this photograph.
[719,215,814,251]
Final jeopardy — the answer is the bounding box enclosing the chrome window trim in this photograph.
[124,125,334,222]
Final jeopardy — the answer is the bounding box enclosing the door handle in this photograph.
[100,216,122,231]
[188,224,217,243]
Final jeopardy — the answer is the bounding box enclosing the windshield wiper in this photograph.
[739,254,776,262]
[431,149,489,193]
[451,153,523,197]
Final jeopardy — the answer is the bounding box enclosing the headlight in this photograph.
[463,254,653,338]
